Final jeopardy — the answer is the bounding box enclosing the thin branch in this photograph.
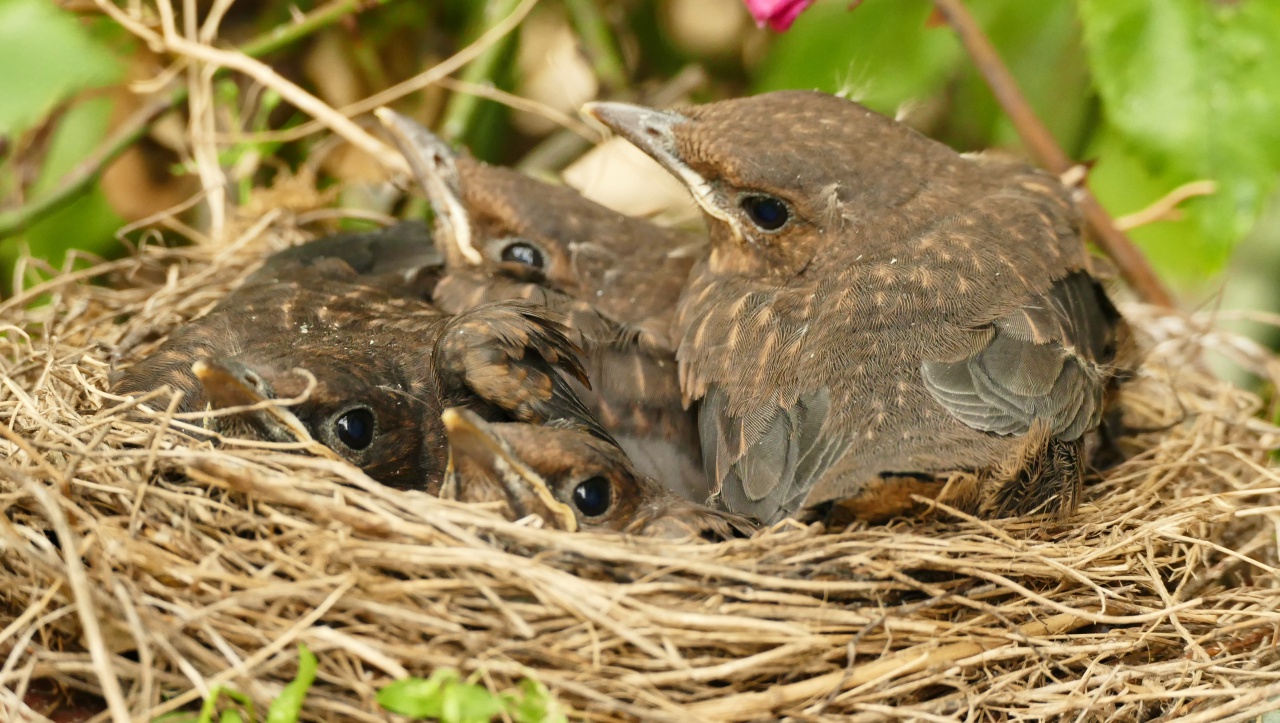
[0,0,395,241]
[186,0,540,146]
[24,479,132,723]
[931,0,1176,309]
[0,98,171,239]
[96,0,407,172]
[515,64,707,174]
[437,77,601,141]
[1115,180,1218,231]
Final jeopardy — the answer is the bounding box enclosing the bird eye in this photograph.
[740,195,790,231]
[334,408,375,450]
[500,240,545,270]
[572,476,612,517]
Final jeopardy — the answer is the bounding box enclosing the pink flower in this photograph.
[743,0,817,31]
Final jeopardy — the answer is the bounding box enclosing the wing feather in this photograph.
[922,272,1118,442]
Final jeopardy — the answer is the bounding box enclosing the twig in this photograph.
[516,64,707,174]
[0,98,170,240]
[1115,180,1219,231]
[96,0,407,173]
[189,0,539,146]
[237,0,395,60]
[686,612,1085,721]
[24,479,132,723]
[437,77,601,141]
[0,424,71,497]
[439,0,531,143]
[0,0,394,241]
[931,0,1175,309]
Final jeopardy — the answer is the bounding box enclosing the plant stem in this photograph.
[0,0,395,241]
[438,0,527,143]
[561,0,628,91]
[931,0,1175,309]
[240,0,391,59]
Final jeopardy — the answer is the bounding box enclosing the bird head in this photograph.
[584,91,964,279]
[192,341,444,490]
[376,107,699,326]
[441,408,752,539]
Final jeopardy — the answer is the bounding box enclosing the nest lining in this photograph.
[2,215,1280,722]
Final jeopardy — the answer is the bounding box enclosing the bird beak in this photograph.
[192,358,315,447]
[582,102,732,226]
[373,107,482,265]
[441,408,579,532]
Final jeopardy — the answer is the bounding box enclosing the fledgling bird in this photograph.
[440,408,755,539]
[112,230,609,491]
[248,219,441,286]
[586,90,1129,524]
[375,108,710,502]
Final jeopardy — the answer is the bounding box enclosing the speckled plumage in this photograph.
[378,110,709,502]
[588,90,1128,524]
[111,227,607,490]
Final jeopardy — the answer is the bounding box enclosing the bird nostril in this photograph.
[240,369,263,391]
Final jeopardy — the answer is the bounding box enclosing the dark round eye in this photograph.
[572,476,612,517]
[741,195,790,231]
[334,408,375,450]
[500,241,545,269]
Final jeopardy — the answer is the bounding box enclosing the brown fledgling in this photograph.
[376,108,710,503]
[587,90,1129,524]
[440,408,755,539]
[112,229,609,491]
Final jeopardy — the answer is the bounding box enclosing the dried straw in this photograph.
[3,213,1280,722]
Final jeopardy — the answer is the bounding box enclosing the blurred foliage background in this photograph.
[2,0,1279,349]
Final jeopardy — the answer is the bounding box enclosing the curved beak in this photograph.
[582,102,730,226]
[441,408,579,531]
[373,107,481,265]
[191,359,313,446]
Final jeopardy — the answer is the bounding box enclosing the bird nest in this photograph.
[4,216,1280,722]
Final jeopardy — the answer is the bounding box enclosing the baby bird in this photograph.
[587,91,1128,524]
[376,108,709,502]
[112,229,609,491]
[440,408,755,539]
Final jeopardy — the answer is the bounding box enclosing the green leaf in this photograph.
[502,679,568,723]
[2,95,125,290]
[751,0,962,117]
[193,685,253,723]
[265,643,318,723]
[1078,0,1280,269]
[441,682,505,723]
[1087,126,1215,288]
[0,0,121,135]
[377,669,460,718]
